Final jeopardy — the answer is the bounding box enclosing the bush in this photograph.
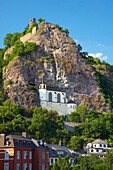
[29,85,37,91]
[8,79,13,85]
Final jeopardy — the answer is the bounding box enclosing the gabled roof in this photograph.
[92,139,107,145]
[46,144,79,158]
[7,135,31,141]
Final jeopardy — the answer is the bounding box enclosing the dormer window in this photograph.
[57,151,64,155]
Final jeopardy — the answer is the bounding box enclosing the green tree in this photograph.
[24,41,37,54]
[12,40,24,56]
[51,154,72,170]
[77,44,82,52]
[104,149,113,170]
[28,107,56,141]
[64,28,69,35]
[69,112,81,122]
[80,156,91,170]
[4,33,13,47]
[10,32,21,46]
[38,18,45,25]
[76,105,88,123]
[68,136,83,151]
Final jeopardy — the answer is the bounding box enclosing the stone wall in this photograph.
[40,101,76,116]
[20,33,32,43]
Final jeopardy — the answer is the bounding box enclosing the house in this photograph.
[31,138,49,170]
[86,138,112,159]
[45,142,79,166]
[0,132,49,170]
[38,80,77,116]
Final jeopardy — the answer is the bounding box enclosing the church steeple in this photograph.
[39,77,46,89]
[42,76,44,84]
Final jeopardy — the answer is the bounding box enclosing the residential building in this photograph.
[45,142,79,166]
[31,139,49,170]
[86,138,112,159]
[0,133,49,170]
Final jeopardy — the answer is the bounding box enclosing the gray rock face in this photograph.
[3,22,111,111]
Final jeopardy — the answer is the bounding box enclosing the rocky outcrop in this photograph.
[3,22,111,111]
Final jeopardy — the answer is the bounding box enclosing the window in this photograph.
[24,151,27,159]
[96,149,99,152]
[57,93,61,103]
[4,163,9,170]
[42,152,45,160]
[100,144,102,147]
[17,151,20,159]
[49,92,52,102]
[29,151,32,159]
[29,163,32,170]
[104,144,106,147]
[42,164,45,170]
[91,149,93,152]
[57,151,64,155]
[16,164,20,170]
[5,151,9,160]
[55,159,57,162]
[23,163,27,170]
[51,159,53,164]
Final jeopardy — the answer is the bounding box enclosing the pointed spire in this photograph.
[42,76,44,84]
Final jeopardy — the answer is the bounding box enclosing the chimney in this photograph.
[59,140,63,146]
[0,134,5,146]
[22,132,27,138]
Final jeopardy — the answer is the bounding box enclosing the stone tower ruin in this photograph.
[29,18,36,29]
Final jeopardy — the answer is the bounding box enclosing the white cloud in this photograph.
[97,43,105,47]
[88,53,108,61]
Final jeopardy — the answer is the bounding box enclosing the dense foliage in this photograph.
[4,40,37,66]
[68,105,113,142]
[78,43,113,108]
[55,24,69,35]
[95,71,113,107]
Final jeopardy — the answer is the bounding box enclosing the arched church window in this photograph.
[49,92,52,102]
[57,93,61,103]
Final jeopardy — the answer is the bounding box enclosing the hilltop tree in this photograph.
[77,44,82,52]
[38,18,45,25]
[4,33,13,47]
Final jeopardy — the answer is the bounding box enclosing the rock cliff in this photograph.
[3,22,111,112]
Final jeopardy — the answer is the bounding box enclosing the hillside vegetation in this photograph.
[0,18,113,145]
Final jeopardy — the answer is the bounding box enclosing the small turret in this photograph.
[39,77,47,89]
[29,18,36,29]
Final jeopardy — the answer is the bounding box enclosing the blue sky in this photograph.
[0,0,113,64]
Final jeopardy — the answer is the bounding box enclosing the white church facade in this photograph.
[38,82,77,116]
